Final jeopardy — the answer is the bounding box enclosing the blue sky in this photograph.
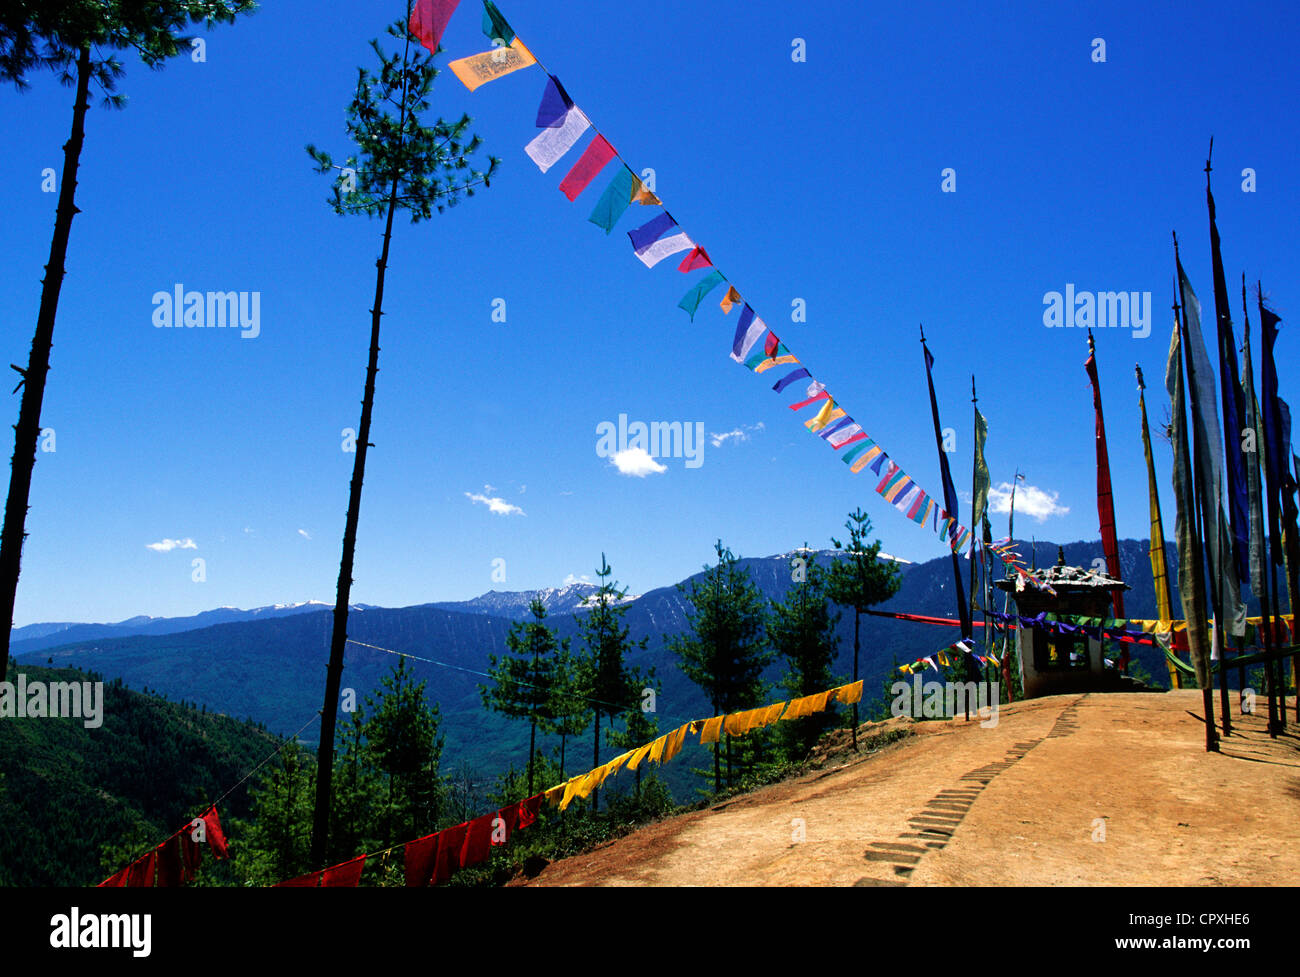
[2,0,1297,626]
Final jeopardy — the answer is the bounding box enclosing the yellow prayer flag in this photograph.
[806,400,841,432]
[811,690,833,712]
[724,711,747,736]
[449,37,537,92]
[699,715,724,745]
[647,734,668,764]
[629,173,661,206]
[662,724,691,764]
[720,286,742,314]
[753,355,800,374]
[760,701,786,725]
[626,742,653,770]
[543,783,565,806]
[837,680,864,705]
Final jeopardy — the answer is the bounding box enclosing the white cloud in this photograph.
[987,482,1069,522]
[146,537,197,552]
[465,491,525,516]
[297,529,311,540]
[709,422,764,448]
[562,573,592,586]
[609,447,667,477]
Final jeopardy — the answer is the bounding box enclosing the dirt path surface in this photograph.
[517,691,1300,886]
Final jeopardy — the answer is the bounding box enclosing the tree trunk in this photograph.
[712,699,720,795]
[527,717,536,797]
[0,47,92,682]
[591,709,600,812]
[851,607,860,750]
[310,179,400,868]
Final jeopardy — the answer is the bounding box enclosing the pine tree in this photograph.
[827,509,902,748]
[306,11,499,866]
[575,554,645,812]
[0,2,256,682]
[481,598,565,797]
[667,540,771,794]
[236,739,315,885]
[362,658,445,848]
[606,664,660,796]
[769,545,841,759]
[544,645,591,785]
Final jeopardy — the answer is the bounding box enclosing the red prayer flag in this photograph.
[202,806,229,860]
[677,246,712,273]
[404,834,441,887]
[788,390,830,411]
[433,822,469,885]
[320,854,366,888]
[519,794,543,830]
[408,0,461,56]
[275,870,322,888]
[764,332,780,357]
[494,804,519,843]
[1085,348,1125,616]
[155,835,183,888]
[126,851,157,888]
[98,866,129,888]
[461,813,495,867]
[180,831,203,883]
[558,135,616,201]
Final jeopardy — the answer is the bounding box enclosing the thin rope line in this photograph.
[344,637,698,726]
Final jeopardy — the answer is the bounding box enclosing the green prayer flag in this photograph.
[678,271,726,321]
[482,0,515,45]
[587,167,635,235]
[972,406,990,531]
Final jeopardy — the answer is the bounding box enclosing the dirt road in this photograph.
[518,691,1300,886]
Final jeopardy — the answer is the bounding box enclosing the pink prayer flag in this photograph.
[559,135,617,201]
[408,0,461,55]
[678,246,712,272]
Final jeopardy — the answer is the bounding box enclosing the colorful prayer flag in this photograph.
[525,103,589,172]
[731,305,766,363]
[481,0,514,44]
[449,37,537,92]
[678,246,712,272]
[772,367,810,392]
[678,270,726,320]
[536,75,574,128]
[559,134,616,201]
[720,286,742,314]
[588,166,636,233]
[409,0,461,56]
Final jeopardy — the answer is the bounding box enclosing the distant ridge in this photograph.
[9,601,373,656]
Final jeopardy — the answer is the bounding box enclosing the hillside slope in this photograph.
[518,692,1299,886]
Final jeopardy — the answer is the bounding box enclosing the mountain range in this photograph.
[13,539,1178,801]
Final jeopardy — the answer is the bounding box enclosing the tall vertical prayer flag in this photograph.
[559,134,616,201]
[1179,253,1247,635]
[972,404,990,536]
[1207,165,1251,582]
[921,331,972,639]
[1084,331,1125,617]
[1241,291,1268,598]
[1169,295,1216,747]
[409,0,461,56]
[1138,363,1177,686]
[449,37,537,92]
